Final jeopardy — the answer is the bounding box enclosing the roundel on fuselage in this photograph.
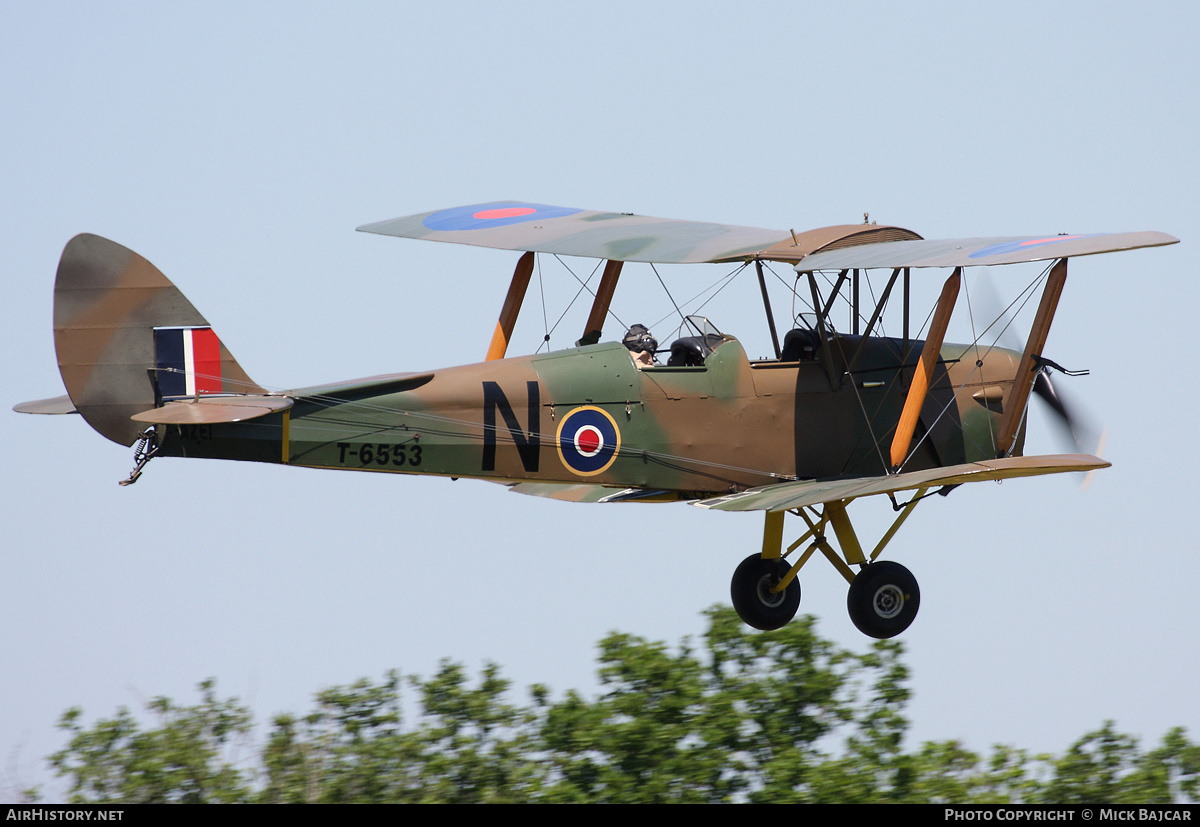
[556,406,621,476]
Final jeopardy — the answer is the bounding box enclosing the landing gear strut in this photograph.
[734,496,927,637]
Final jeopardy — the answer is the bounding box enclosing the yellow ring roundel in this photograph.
[556,405,621,477]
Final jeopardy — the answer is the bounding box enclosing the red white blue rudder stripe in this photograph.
[153,326,222,398]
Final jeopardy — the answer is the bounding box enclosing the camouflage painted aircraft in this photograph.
[15,202,1178,638]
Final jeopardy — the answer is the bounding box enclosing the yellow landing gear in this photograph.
[735,490,928,638]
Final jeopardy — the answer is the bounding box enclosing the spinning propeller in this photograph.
[974,271,1107,468]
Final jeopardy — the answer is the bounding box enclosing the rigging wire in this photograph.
[897,262,1054,471]
[649,263,747,332]
[542,255,604,341]
[961,271,996,454]
[648,262,690,333]
[160,256,1064,491]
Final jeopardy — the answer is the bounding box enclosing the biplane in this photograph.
[15,202,1177,638]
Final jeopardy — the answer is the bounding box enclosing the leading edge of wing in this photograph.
[357,201,791,264]
[692,454,1110,512]
[793,231,1178,271]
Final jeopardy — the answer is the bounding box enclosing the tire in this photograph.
[847,561,920,639]
[731,554,801,631]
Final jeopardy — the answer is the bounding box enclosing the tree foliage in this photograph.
[50,679,251,803]
[46,608,1199,804]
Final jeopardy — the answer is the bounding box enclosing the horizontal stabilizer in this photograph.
[130,395,293,425]
[13,394,78,415]
[694,454,1110,512]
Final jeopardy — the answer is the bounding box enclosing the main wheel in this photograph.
[847,561,920,639]
[731,554,801,631]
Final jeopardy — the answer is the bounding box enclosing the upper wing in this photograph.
[359,202,1176,268]
[358,201,792,263]
[693,454,1109,512]
[792,232,1178,270]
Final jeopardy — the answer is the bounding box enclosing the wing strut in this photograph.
[995,258,1068,456]
[755,260,782,359]
[846,268,901,373]
[485,252,535,361]
[581,259,623,344]
[889,268,961,469]
[806,272,842,389]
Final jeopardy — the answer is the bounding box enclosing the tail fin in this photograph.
[53,234,263,445]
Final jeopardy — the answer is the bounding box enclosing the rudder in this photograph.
[53,234,263,445]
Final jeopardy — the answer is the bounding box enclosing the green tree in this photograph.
[259,670,420,803]
[257,663,542,803]
[45,607,1200,804]
[1041,722,1200,804]
[407,660,542,803]
[50,679,252,804]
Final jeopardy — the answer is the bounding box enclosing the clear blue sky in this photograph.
[3,0,1198,799]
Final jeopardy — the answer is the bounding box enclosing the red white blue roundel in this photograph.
[556,406,621,477]
[423,202,582,232]
[968,234,1103,259]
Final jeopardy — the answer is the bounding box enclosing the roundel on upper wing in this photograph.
[422,202,583,232]
[968,234,1102,259]
[556,406,621,477]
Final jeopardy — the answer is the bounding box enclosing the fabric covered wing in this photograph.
[357,202,791,264]
[693,454,1109,512]
[508,482,684,503]
[793,232,1178,270]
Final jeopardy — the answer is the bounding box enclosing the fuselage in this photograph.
[159,332,1025,496]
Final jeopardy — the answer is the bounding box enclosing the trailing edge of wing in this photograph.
[693,454,1110,513]
[358,201,792,264]
[130,395,294,425]
[508,482,685,503]
[793,232,1178,271]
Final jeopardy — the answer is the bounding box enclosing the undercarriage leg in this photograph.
[825,500,865,566]
[761,510,785,559]
[730,510,801,631]
[730,495,927,637]
[813,496,929,638]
